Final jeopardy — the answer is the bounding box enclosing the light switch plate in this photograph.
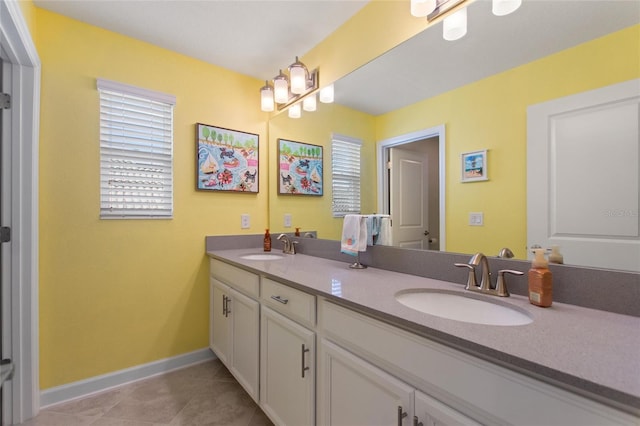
[284,213,292,228]
[469,212,483,226]
[241,214,250,229]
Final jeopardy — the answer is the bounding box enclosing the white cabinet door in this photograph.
[260,306,315,426]
[229,287,259,402]
[414,390,480,426]
[210,278,230,365]
[318,339,414,426]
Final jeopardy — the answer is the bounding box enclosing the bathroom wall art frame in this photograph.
[196,123,259,193]
[278,139,323,196]
[461,149,488,182]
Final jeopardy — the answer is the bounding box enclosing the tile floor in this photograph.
[18,359,273,426]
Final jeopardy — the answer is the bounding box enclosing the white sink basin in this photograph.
[240,253,284,261]
[395,289,533,326]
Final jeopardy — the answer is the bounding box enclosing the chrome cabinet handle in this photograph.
[413,415,423,426]
[271,295,289,304]
[222,295,231,317]
[397,406,407,426]
[222,295,227,317]
[301,344,310,378]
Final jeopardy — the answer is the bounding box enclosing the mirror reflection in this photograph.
[268,0,640,272]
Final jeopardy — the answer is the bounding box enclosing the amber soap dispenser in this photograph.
[263,229,271,252]
[528,248,552,307]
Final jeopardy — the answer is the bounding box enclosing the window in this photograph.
[331,134,362,217]
[97,79,176,218]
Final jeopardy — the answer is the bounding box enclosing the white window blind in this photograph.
[332,135,362,217]
[97,79,175,219]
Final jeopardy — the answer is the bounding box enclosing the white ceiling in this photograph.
[33,0,640,115]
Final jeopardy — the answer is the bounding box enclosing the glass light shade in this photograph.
[492,0,522,16]
[288,103,301,118]
[411,0,436,17]
[303,94,317,111]
[443,7,467,41]
[289,57,308,95]
[274,70,289,104]
[260,81,274,112]
[319,84,334,103]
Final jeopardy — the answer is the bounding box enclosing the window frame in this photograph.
[331,134,362,218]
[97,78,176,219]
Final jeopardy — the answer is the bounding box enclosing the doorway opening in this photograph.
[377,125,446,251]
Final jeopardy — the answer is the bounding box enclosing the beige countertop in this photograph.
[207,249,640,414]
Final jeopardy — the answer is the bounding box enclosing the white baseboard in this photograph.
[40,348,216,408]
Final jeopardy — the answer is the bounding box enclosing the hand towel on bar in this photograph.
[366,215,383,246]
[377,217,392,246]
[341,214,367,256]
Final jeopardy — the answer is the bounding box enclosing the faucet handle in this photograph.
[455,263,478,290]
[495,269,524,297]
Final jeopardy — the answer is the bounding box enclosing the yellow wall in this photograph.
[376,24,640,258]
[269,104,376,240]
[34,8,269,389]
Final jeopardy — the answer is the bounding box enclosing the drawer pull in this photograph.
[301,344,310,378]
[397,406,407,426]
[271,295,289,305]
[222,295,227,317]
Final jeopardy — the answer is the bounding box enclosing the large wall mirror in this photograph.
[268,0,640,272]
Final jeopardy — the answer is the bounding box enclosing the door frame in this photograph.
[0,1,41,423]
[377,125,446,251]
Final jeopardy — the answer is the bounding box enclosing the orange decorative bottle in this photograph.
[528,249,552,307]
[263,229,271,252]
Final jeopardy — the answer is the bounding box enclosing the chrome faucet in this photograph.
[277,234,298,254]
[455,252,523,297]
[497,247,514,258]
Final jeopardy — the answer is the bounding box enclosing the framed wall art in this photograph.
[196,123,259,192]
[461,149,488,182]
[278,139,323,196]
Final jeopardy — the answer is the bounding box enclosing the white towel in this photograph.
[341,214,367,256]
[376,217,392,246]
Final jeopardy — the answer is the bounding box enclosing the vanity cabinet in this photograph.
[260,306,315,426]
[318,338,479,426]
[209,260,260,402]
[318,299,636,426]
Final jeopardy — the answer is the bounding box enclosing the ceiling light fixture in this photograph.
[411,0,437,17]
[443,7,467,41]
[288,103,302,118]
[303,93,317,111]
[412,0,521,42]
[260,80,274,112]
[319,84,334,103]
[492,0,522,16]
[260,57,321,114]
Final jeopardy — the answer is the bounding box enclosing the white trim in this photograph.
[40,349,215,408]
[0,0,41,423]
[377,125,446,251]
[97,78,176,105]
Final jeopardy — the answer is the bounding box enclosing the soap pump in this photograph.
[528,249,552,307]
[548,245,564,264]
[264,229,271,252]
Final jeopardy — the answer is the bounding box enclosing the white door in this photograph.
[228,288,259,402]
[209,278,231,364]
[318,339,414,426]
[414,390,480,426]
[260,306,315,426]
[390,147,429,249]
[0,52,11,426]
[527,79,640,271]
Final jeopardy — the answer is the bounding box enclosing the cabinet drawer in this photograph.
[261,278,316,328]
[210,259,259,298]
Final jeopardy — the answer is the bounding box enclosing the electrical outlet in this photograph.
[284,214,292,228]
[241,214,250,229]
[469,212,484,226]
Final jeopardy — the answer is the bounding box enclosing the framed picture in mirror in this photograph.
[278,139,323,196]
[196,123,259,192]
[461,149,488,182]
